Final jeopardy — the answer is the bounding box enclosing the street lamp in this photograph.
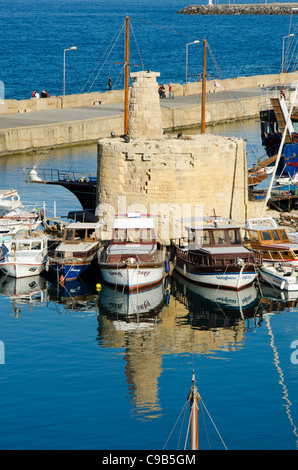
[185,40,200,96]
[282,34,294,73]
[63,46,77,106]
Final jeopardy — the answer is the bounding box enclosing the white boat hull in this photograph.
[0,260,46,278]
[100,265,164,292]
[260,265,298,290]
[174,264,257,290]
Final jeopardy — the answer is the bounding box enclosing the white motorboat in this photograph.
[259,263,298,290]
[98,214,165,292]
[0,231,48,278]
[0,189,42,234]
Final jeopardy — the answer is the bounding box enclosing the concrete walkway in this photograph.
[0,87,262,130]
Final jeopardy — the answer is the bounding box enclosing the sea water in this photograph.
[0,0,297,451]
[0,0,297,100]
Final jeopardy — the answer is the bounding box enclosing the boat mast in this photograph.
[189,371,200,450]
[201,38,207,134]
[124,15,130,135]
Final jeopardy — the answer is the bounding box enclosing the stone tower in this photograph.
[97,71,249,243]
[128,71,163,139]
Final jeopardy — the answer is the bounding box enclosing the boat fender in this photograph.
[96,283,102,291]
[280,280,285,290]
[165,258,170,274]
[183,263,186,275]
[164,275,169,289]
[173,256,176,267]
[59,274,65,285]
[165,289,170,307]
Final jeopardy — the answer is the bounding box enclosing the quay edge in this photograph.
[0,72,298,156]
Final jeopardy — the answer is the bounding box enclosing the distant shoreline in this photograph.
[177,3,298,15]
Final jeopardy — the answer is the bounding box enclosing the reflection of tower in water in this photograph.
[96,275,262,420]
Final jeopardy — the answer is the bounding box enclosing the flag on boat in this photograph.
[214,80,221,88]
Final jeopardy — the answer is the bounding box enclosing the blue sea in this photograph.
[0,0,298,453]
[1,0,298,100]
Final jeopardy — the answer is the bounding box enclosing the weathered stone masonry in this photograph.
[97,71,250,243]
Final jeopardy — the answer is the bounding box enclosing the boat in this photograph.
[259,263,298,291]
[0,189,42,234]
[170,217,261,291]
[248,84,298,194]
[248,164,274,188]
[0,231,48,278]
[47,221,103,282]
[245,217,298,266]
[164,371,228,450]
[24,167,98,221]
[98,214,165,292]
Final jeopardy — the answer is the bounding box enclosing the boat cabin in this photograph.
[62,222,102,243]
[245,217,298,263]
[173,222,259,267]
[245,218,291,246]
[111,216,156,248]
[53,222,103,261]
[185,224,243,249]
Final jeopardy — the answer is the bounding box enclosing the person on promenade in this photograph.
[168,84,174,99]
[159,84,166,98]
[31,89,36,97]
[107,76,112,91]
[41,90,49,98]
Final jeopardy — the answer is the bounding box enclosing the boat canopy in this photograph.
[245,217,278,231]
[113,217,155,230]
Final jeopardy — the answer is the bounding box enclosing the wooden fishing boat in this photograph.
[0,231,48,278]
[245,217,298,266]
[48,222,103,282]
[171,218,261,291]
[98,214,165,293]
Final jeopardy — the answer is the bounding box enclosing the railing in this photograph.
[24,167,97,184]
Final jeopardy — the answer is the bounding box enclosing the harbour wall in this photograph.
[1,71,296,115]
[177,3,298,15]
[0,71,298,156]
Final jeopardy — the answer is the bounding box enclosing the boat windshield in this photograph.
[228,229,241,244]
[113,228,155,244]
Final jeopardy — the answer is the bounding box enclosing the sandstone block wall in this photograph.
[97,134,248,243]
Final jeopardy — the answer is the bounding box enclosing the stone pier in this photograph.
[97,71,251,243]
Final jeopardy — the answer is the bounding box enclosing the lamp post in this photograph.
[63,46,77,107]
[185,40,200,96]
[282,34,294,73]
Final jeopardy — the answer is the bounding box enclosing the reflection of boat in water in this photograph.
[171,270,260,321]
[47,277,98,313]
[0,274,48,312]
[98,281,165,325]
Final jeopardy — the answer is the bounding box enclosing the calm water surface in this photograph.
[0,120,297,450]
[0,0,298,451]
